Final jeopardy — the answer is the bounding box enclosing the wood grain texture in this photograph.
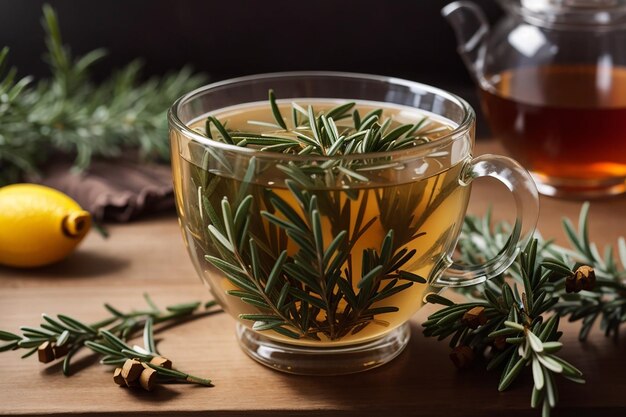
[1,141,625,416]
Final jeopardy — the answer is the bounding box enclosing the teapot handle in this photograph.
[441,1,490,85]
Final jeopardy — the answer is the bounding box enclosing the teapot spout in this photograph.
[442,1,490,85]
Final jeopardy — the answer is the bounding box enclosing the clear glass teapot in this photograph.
[443,0,626,198]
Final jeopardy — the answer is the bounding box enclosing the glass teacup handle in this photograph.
[433,154,539,288]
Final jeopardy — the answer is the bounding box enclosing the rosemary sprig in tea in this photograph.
[201,90,448,187]
[205,185,427,340]
[195,91,452,340]
[204,89,443,157]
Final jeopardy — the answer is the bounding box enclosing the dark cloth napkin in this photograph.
[35,159,175,222]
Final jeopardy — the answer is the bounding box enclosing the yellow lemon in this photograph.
[0,184,91,268]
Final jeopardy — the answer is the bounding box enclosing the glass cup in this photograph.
[168,72,539,375]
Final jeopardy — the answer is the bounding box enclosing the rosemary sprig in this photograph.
[202,89,446,186]
[426,202,626,417]
[0,293,219,386]
[205,184,427,341]
[86,322,212,386]
[458,202,626,341]
[0,5,207,185]
[191,91,459,340]
[423,240,584,417]
[551,203,626,340]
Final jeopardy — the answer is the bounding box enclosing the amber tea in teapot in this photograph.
[444,0,626,197]
[480,64,626,195]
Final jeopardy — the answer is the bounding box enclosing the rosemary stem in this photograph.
[233,246,305,337]
[90,316,120,329]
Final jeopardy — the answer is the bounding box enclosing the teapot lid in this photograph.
[503,0,626,28]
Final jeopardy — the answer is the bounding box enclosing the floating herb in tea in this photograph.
[176,91,466,343]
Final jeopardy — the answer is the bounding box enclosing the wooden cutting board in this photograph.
[1,142,625,416]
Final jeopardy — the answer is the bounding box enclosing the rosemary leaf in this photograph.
[265,250,288,294]
[0,341,19,352]
[207,117,234,145]
[0,331,22,341]
[57,315,96,334]
[397,270,427,283]
[56,330,70,347]
[269,89,287,130]
[20,347,39,359]
[498,355,525,391]
[84,341,123,357]
[143,317,157,354]
[357,265,384,289]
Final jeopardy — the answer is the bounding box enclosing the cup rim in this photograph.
[168,71,475,162]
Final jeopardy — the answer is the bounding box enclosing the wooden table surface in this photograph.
[1,142,625,417]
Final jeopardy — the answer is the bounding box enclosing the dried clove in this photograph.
[139,368,157,391]
[566,265,596,293]
[121,359,143,383]
[461,306,487,329]
[149,356,172,369]
[450,345,474,369]
[37,342,55,364]
[113,367,126,387]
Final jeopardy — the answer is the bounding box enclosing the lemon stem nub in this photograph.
[62,210,92,238]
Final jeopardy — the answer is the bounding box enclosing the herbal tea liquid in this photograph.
[173,101,469,346]
[480,65,626,192]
